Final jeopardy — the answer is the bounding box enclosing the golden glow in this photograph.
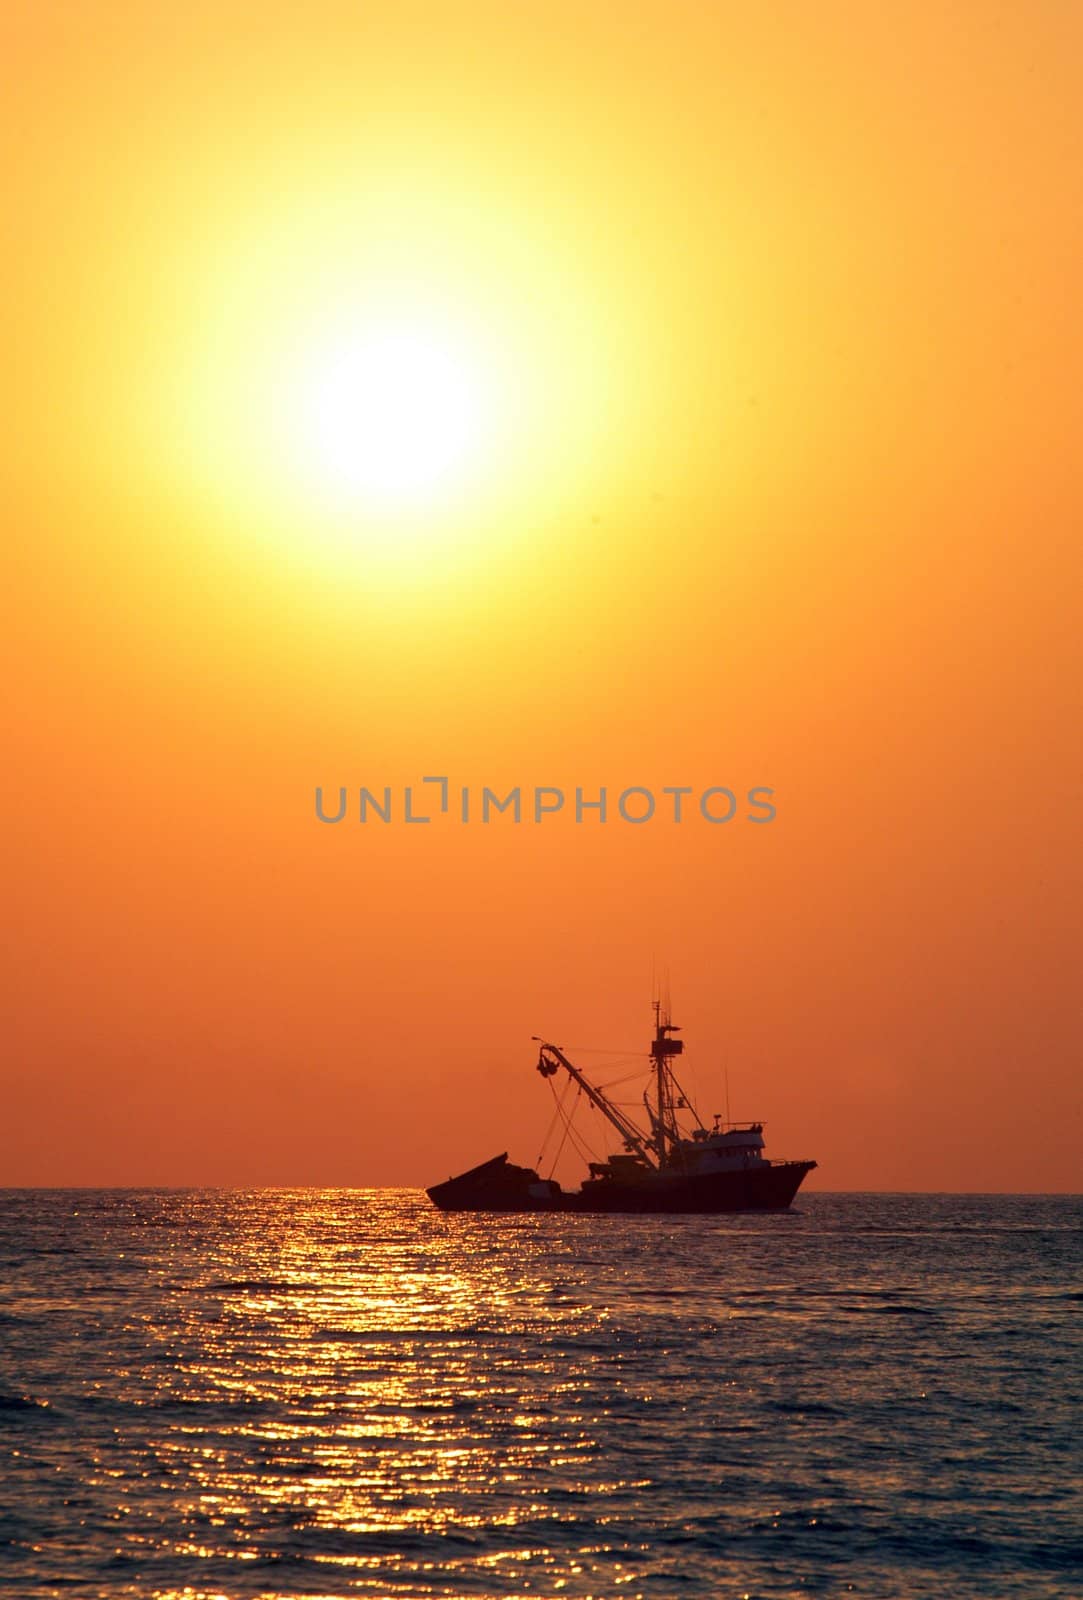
[4,2,1082,1193]
[282,314,492,513]
[135,172,625,570]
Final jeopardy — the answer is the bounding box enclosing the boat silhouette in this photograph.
[427,1004,816,1213]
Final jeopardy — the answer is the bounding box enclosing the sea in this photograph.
[0,1190,1079,1600]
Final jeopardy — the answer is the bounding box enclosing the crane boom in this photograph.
[534,1039,656,1166]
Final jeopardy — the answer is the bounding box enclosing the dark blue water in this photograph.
[0,1191,1079,1599]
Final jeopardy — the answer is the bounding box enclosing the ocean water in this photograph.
[0,1191,1079,1600]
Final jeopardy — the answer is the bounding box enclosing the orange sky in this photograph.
[4,2,1081,1190]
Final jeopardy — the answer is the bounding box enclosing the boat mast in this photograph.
[650,1000,684,1166]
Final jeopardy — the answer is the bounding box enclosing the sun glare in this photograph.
[283,318,491,513]
[154,180,624,566]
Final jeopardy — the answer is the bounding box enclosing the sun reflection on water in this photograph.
[122,1191,634,1595]
[3,1190,1079,1600]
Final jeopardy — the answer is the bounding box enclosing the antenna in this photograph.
[725,1061,731,1125]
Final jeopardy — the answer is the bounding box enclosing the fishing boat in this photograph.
[427,1004,816,1213]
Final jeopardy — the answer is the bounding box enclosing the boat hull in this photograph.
[572,1159,815,1213]
[427,1154,816,1214]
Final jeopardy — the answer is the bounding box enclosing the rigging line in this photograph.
[536,1088,562,1170]
[546,1087,598,1176]
[594,1070,654,1091]
[536,1074,574,1169]
[552,1046,652,1056]
[563,1114,598,1167]
[669,1068,705,1125]
[557,1084,602,1165]
[545,1102,575,1179]
[534,1075,569,1164]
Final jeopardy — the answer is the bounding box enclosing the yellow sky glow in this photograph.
[4,2,1082,1188]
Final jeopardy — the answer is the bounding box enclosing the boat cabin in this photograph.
[673,1121,768,1173]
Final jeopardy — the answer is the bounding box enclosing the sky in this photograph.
[4,1,1081,1190]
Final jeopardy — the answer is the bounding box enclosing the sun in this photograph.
[154,184,624,563]
[282,315,493,513]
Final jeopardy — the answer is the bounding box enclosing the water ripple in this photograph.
[0,1190,1079,1599]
